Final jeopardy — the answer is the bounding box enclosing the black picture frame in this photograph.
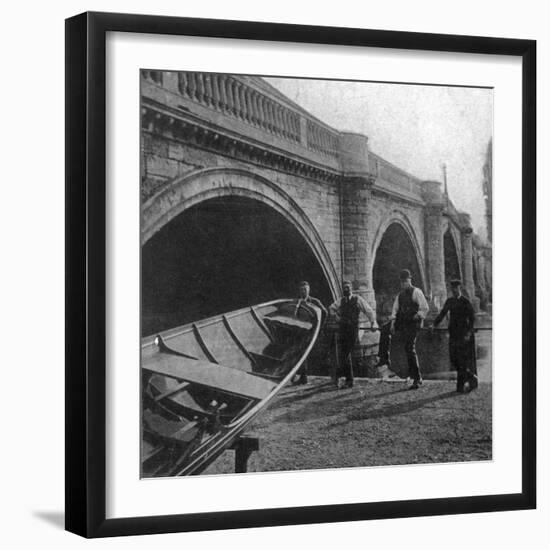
[65,11,536,538]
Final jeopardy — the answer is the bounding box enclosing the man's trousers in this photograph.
[338,326,359,383]
[378,323,422,381]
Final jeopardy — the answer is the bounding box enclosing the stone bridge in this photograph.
[140,71,492,336]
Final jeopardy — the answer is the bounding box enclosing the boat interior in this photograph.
[141,300,320,477]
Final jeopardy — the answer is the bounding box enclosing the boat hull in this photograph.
[141,299,322,476]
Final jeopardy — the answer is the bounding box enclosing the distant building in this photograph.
[483,139,493,243]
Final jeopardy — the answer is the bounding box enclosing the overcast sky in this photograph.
[265,77,493,240]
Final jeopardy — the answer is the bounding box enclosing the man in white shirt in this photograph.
[378,269,429,389]
[328,280,376,388]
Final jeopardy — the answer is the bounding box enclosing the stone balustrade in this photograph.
[370,153,422,196]
[143,71,340,161]
[306,119,340,157]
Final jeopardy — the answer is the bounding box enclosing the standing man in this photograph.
[378,269,429,389]
[430,279,478,393]
[293,281,327,385]
[329,280,375,388]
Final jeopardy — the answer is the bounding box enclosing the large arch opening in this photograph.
[372,222,424,322]
[443,228,461,288]
[142,196,333,336]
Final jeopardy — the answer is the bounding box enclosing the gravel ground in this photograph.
[202,377,492,475]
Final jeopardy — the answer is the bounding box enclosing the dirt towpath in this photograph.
[203,377,492,475]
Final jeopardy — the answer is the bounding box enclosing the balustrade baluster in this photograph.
[258,96,267,130]
[233,81,241,118]
[239,82,248,122]
[187,73,196,101]
[265,101,273,132]
[210,75,221,109]
[225,78,235,114]
[292,114,299,141]
[232,81,241,118]
[281,110,289,139]
[218,75,228,111]
[290,112,297,141]
[272,104,279,135]
[244,88,253,123]
[252,92,260,126]
[205,74,217,109]
[196,73,205,104]
[277,106,285,137]
[277,106,285,136]
[254,92,263,128]
[182,73,191,96]
[203,74,212,106]
[273,103,281,136]
[250,92,259,126]
[233,81,242,119]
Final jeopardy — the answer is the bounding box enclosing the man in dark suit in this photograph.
[431,279,478,392]
[329,280,375,388]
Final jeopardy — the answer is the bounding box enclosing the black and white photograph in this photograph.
[140,71,493,478]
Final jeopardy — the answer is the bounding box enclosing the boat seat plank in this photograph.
[154,381,191,402]
[250,351,283,363]
[142,354,277,401]
[264,315,313,331]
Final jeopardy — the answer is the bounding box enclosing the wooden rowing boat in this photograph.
[141,299,322,477]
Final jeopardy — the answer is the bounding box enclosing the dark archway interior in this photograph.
[142,196,332,336]
[373,223,423,322]
[443,229,461,287]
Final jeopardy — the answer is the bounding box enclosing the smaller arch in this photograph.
[371,213,426,322]
[370,210,426,291]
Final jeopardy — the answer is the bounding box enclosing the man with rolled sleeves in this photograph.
[430,279,478,392]
[292,281,327,385]
[378,269,429,389]
[329,280,375,388]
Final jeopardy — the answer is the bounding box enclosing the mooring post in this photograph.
[230,435,260,473]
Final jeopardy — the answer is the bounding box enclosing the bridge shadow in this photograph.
[273,382,338,408]
[330,386,410,400]
[331,390,459,427]
[270,387,457,426]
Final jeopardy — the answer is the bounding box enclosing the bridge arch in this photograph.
[370,212,426,321]
[141,168,340,334]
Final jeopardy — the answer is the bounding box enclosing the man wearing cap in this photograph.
[293,281,327,385]
[430,279,477,392]
[378,269,429,389]
[329,280,375,388]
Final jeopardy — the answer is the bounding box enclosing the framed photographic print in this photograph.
[65,11,536,538]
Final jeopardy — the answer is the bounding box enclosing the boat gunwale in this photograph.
[141,299,285,350]
[141,298,322,477]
